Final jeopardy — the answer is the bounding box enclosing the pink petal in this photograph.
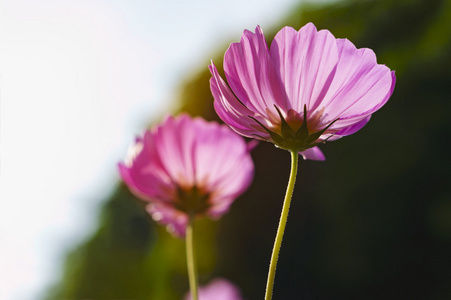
[334,115,371,137]
[152,115,197,188]
[209,63,265,139]
[118,137,174,202]
[191,121,254,217]
[224,26,286,115]
[319,39,395,127]
[147,203,188,237]
[270,23,339,113]
[300,146,325,161]
[185,278,242,300]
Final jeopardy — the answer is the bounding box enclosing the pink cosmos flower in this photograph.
[184,278,243,300]
[210,23,396,160]
[119,114,254,237]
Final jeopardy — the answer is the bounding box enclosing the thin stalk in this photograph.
[265,150,299,300]
[186,215,198,300]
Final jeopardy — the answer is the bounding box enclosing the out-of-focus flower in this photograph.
[210,23,396,160]
[185,278,243,300]
[119,114,254,237]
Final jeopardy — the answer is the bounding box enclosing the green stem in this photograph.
[186,215,199,300]
[265,150,299,300]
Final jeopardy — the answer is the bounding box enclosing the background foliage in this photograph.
[47,0,451,298]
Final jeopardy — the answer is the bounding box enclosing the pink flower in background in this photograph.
[210,23,395,160]
[119,114,254,237]
[185,278,242,300]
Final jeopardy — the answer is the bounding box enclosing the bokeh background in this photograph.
[2,0,451,299]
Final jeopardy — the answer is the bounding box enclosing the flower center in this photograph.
[249,105,339,152]
[174,185,211,215]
